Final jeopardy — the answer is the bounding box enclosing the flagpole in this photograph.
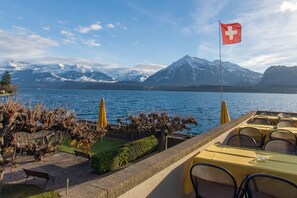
[219,20,223,103]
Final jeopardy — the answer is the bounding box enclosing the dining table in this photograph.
[184,144,297,195]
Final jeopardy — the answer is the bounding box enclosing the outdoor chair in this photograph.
[227,134,258,149]
[276,119,296,128]
[239,127,265,148]
[264,139,297,155]
[277,112,291,119]
[270,129,297,145]
[190,163,238,198]
[243,173,297,198]
[260,112,273,116]
[251,117,271,125]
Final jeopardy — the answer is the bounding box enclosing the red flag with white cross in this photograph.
[221,23,241,45]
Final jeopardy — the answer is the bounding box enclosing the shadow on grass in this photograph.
[0,184,60,198]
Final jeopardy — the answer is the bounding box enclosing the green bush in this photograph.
[91,135,158,174]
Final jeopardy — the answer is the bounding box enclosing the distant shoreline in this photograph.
[16,81,297,94]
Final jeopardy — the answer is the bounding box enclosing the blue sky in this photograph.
[0,0,297,72]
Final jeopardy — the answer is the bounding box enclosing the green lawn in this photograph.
[0,184,60,198]
[58,136,127,154]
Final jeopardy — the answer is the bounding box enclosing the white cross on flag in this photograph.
[221,23,241,45]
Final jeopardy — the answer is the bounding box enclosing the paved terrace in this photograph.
[2,152,98,195]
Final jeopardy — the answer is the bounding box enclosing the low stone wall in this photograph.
[167,136,186,149]
[60,111,256,198]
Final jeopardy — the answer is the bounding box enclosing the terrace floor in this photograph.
[1,151,98,195]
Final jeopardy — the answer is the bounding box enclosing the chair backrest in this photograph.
[252,117,271,125]
[264,139,297,154]
[270,129,297,145]
[260,112,272,116]
[276,119,296,128]
[277,112,291,119]
[239,127,264,147]
[227,134,258,149]
[245,174,297,198]
[190,163,237,198]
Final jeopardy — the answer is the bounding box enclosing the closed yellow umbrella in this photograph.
[97,98,107,130]
[220,101,230,125]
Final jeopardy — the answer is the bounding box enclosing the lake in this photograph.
[7,88,297,134]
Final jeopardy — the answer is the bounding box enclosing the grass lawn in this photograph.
[0,184,60,198]
[58,136,127,154]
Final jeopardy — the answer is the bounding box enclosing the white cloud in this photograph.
[183,0,228,35]
[227,0,297,71]
[80,39,101,47]
[13,26,31,35]
[0,28,58,59]
[189,0,297,72]
[60,30,101,47]
[77,26,91,33]
[90,23,102,30]
[116,21,128,30]
[106,23,115,29]
[60,30,74,37]
[57,20,68,24]
[76,22,102,33]
[60,30,77,44]
[130,64,166,73]
[42,26,51,31]
[280,1,297,12]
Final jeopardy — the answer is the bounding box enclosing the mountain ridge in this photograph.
[0,56,266,88]
[144,55,262,86]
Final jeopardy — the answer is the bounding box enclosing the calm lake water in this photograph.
[7,88,297,134]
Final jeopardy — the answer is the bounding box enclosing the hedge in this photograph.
[91,135,158,174]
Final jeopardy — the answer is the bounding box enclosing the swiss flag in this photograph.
[221,23,241,45]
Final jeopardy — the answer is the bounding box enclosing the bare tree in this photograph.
[0,99,105,162]
[118,112,198,151]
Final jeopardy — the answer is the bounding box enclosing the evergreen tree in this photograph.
[1,71,11,86]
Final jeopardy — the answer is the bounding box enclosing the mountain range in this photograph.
[145,55,262,86]
[0,56,294,88]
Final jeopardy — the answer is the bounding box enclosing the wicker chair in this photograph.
[244,174,297,198]
[227,134,258,149]
[276,119,297,128]
[270,129,297,145]
[264,139,297,155]
[239,127,265,148]
[190,163,238,198]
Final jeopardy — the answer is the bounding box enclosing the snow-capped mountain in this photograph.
[0,57,262,87]
[145,55,262,86]
[103,64,165,82]
[0,60,114,86]
[0,60,160,86]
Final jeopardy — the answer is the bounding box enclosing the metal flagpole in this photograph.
[219,20,223,103]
